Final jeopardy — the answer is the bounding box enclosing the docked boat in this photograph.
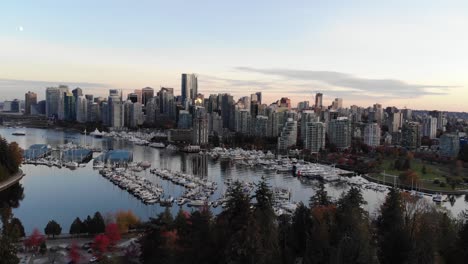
[90,128,104,138]
[64,161,78,169]
[149,142,165,148]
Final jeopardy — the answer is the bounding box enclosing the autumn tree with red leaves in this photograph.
[68,242,80,264]
[105,223,121,246]
[93,234,110,257]
[24,228,45,252]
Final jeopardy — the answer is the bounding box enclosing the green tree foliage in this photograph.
[0,136,22,181]
[376,188,412,264]
[9,217,25,238]
[44,220,62,238]
[69,217,83,235]
[309,182,331,207]
[333,187,373,264]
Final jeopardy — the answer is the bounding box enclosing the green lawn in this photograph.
[371,158,468,192]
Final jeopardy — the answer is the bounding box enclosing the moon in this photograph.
[18,26,24,32]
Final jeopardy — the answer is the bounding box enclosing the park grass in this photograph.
[370,158,468,192]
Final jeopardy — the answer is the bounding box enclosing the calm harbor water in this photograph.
[1,127,467,234]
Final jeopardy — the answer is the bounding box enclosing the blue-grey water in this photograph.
[0,127,467,234]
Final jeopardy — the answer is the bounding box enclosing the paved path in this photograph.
[0,170,24,192]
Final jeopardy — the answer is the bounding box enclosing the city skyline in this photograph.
[1,1,467,111]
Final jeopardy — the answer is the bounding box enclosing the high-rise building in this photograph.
[72,88,83,98]
[331,98,343,110]
[141,87,154,106]
[46,87,60,118]
[277,118,297,152]
[328,118,352,149]
[372,104,383,124]
[127,93,138,103]
[300,110,317,142]
[422,117,437,139]
[429,110,445,130]
[279,97,291,109]
[387,111,403,133]
[158,87,176,118]
[235,109,251,135]
[181,73,198,104]
[297,101,310,111]
[192,107,208,146]
[364,123,381,147]
[254,115,268,137]
[57,85,70,120]
[401,122,421,149]
[145,97,159,125]
[63,92,76,121]
[315,93,323,108]
[75,96,88,123]
[178,110,192,129]
[108,90,123,128]
[305,122,326,153]
[134,89,142,104]
[25,91,37,115]
[439,133,460,158]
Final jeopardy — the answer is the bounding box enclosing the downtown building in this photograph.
[439,133,460,158]
[45,87,60,118]
[364,122,381,147]
[192,107,208,146]
[328,118,352,149]
[181,73,198,105]
[277,118,297,153]
[25,91,37,115]
[304,122,326,153]
[422,116,438,139]
[401,122,421,150]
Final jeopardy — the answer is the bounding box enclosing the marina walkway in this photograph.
[0,170,24,192]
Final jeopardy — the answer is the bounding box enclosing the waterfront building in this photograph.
[254,115,268,137]
[178,110,193,129]
[192,107,208,146]
[45,87,60,118]
[300,110,317,142]
[63,92,76,121]
[305,122,326,153]
[57,85,69,120]
[25,91,37,115]
[277,118,297,152]
[235,109,251,135]
[75,96,88,123]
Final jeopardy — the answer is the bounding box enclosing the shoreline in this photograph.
[0,169,24,192]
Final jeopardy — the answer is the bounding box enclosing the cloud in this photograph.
[234,67,456,99]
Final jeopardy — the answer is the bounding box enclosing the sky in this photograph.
[1,0,467,111]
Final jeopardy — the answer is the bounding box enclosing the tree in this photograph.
[291,202,312,259]
[105,223,121,246]
[309,182,331,207]
[44,220,62,239]
[93,234,110,257]
[92,212,106,234]
[69,242,81,264]
[333,187,373,264]
[69,217,83,235]
[39,241,47,255]
[376,188,412,264]
[252,178,280,264]
[115,210,140,233]
[9,217,25,238]
[82,215,92,234]
[24,228,46,252]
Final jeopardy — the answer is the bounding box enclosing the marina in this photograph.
[2,127,468,234]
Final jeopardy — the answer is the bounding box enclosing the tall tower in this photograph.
[181,73,198,104]
[25,91,37,115]
[315,93,323,108]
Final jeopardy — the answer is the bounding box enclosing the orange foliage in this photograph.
[115,210,140,233]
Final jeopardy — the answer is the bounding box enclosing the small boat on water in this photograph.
[64,161,78,169]
[149,142,165,148]
[12,131,26,136]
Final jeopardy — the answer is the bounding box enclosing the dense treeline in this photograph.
[139,180,468,264]
[0,136,22,181]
